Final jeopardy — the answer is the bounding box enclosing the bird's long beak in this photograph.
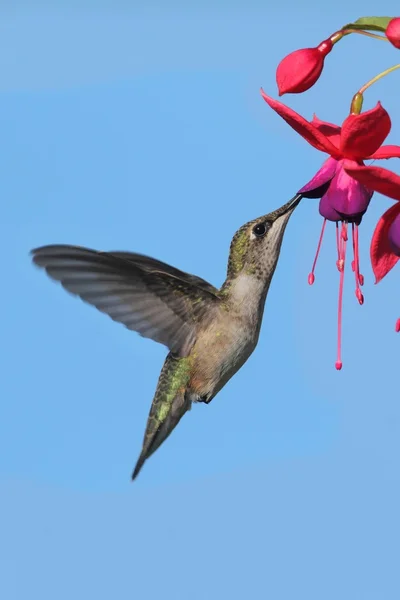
[275,193,302,218]
[265,193,302,246]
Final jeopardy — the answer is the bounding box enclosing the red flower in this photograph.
[386,17,400,49]
[276,39,333,96]
[261,90,400,368]
[369,201,400,332]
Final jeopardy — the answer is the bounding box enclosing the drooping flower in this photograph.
[370,200,400,283]
[357,185,400,332]
[386,17,400,49]
[276,39,333,96]
[261,90,400,368]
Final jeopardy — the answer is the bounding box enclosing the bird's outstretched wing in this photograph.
[31,244,220,357]
[108,251,218,294]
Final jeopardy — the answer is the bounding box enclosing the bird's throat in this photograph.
[220,273,270,321]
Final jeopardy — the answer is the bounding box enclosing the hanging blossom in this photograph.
[275,16,400,97]
[344,164,400,331]
[386,17,400,49]
[275,39,333,95]
[261,90,400,368]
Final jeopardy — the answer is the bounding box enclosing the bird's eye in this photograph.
[252,222,269,238]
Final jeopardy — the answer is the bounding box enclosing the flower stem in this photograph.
[349,63,400,114]
[343,29,388,41]
[330,28,389,44]
[358,63,400,94]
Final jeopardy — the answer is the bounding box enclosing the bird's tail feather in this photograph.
[131,389,191,480]
[131,355,192,480]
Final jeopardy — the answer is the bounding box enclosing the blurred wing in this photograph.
[31,245,220,356]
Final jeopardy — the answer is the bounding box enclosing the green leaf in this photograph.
[342,16,394,32]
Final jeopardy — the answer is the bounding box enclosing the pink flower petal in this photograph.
[298,157,337,196]
[343,163,400,201]
[369,145,400,160]
[370,202,400,282]
[260,90,342,159]
[340,102,391,160]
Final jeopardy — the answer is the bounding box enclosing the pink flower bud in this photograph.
[276,39,333,96]
[386,17,400,49]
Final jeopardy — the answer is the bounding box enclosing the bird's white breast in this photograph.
[191,273,266,399]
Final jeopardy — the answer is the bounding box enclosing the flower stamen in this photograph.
[336,221,348,370]
[336,221,347,272]
[351,223,364,305]
[308,218,326,285]
[336,222,342,270]
[336,222,340,258]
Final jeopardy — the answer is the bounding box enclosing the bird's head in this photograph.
[226,194,302,281]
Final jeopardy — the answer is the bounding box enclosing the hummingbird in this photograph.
[31,194,301,480]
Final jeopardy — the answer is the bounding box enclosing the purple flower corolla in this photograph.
[300,157,373,222]
[388,212,400,255]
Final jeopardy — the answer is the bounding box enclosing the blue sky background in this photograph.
[2,2,400,598]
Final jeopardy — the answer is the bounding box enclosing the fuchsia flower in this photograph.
[371,199,400,282]
[346,166,400,332]
[276,39,333,95]
[261,90,400,368]
[386,17,400,49]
